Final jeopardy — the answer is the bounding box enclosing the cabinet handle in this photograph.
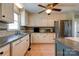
[0,52,3,55]
[2,15,5,17]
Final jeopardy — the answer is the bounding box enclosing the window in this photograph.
[8,13,20,30]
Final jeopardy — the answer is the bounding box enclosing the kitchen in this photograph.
[0,3,79,56]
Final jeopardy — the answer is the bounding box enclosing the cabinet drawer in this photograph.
[0,44,10,56]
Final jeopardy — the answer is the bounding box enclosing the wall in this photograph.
[28,12,72,27]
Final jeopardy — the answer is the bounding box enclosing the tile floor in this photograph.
[26,43,55,56]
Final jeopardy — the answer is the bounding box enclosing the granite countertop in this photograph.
[0,33,29,48]
[58,37,79,52]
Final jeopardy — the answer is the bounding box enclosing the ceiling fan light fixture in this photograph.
[45,9,52,13]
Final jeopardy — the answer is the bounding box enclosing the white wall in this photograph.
[28,12,72,27]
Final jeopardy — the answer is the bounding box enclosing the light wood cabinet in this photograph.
[20,8,28,26]
[31,33,55,43]
[0,3,14,23]
[0,44,10,56]
[11,34,29,56]
[28,13,72,27]
[28,13,55,27]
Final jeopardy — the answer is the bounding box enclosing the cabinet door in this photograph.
[22,34,29,51]
[64,47,78,56]
[0,44,10,56]
[31,33,47,43]
[47,33,55,43]
[56,42,64,56]
[12,39,26,56]
[31,33,55,43]
[2,3,14,23]
[64,47,71,56]
[12,35,29,56]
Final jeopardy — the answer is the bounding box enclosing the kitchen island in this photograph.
[56,37,79,56]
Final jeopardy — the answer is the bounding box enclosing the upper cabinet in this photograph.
[28,13,72,27]
[0,3,14,23]
[73,13,79,19]
[20,8,29,26]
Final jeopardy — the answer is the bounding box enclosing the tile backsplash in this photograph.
[0,22,15,37]
[0,31,16,37]
[0,22,7,30]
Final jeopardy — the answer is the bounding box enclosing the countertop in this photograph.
[0,33,29,48]
[57,37,79,52]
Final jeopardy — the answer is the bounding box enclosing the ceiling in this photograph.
[22,3,79,13]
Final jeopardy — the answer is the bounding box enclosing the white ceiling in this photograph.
[22,3,79,13]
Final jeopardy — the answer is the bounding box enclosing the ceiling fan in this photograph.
[38,3,61,15]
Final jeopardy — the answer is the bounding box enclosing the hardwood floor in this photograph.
[26,43,55,56]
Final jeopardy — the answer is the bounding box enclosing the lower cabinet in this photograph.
[0,44,10,56]
[64,47,79,56]
[56,41,64,56]
[11,35,29,56]
[31,33,55,43]
[56,41,79,56]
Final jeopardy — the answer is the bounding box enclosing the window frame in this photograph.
[7,12,20,31]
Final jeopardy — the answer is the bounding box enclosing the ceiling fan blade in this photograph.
[38,4,46,8]
[52,8,61,11]
[38,10,45,14]
[52,3,58,7]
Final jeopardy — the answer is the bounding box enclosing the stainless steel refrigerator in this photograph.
[54,20,72,38]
